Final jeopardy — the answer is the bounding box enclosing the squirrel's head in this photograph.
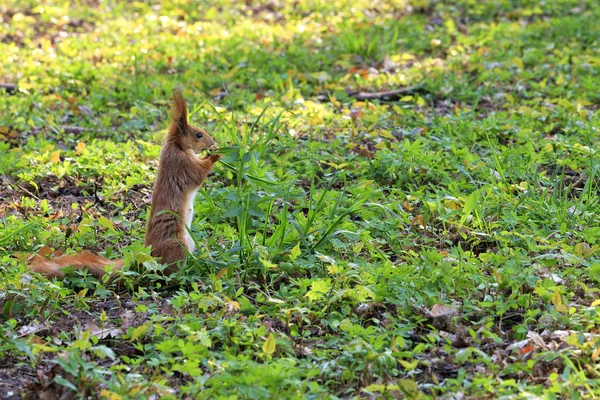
[168,91,217,153]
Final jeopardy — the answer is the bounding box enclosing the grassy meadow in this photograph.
[1,0,600,398]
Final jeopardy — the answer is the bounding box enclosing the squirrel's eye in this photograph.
[196,132,203,139]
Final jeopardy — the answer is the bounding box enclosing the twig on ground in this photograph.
[14,183,41,200]
[346,84,429,101]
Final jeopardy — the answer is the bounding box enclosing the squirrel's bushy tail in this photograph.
[28,251,123,279]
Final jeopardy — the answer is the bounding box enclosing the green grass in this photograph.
[1,0,600,398]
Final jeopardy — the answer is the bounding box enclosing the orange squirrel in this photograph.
[28,91,222,278]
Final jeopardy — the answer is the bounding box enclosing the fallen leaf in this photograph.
[552,288,567,312]
[18,323,45,336]
[76,141,86,154]
[430,304,458,318]
[215,267,228,281]
[519,345,535,354]
[506,338,531,351]
[88,322,122,340]
[527,331,546,348]
[50,150,61,163]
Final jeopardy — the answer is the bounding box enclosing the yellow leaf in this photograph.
[131,324,148,341]
[260,258,277,269]
[100,390,123,400]
[365,384,385,393]
[398,359,419,371]
[289,242,301,261]
[263,333,276,355]
[32,344,59,354]
[555,304,567,313]
[222,66,239,79]
[591,299,600,307]
[493,269,502,284]
[352,242,363,254]
[76,141,86,154]
[215,267,228,281]
[376,130,396,140]
[98,216,115,232]
[398,379,420,397]
[327,264,340,274]
[50,150,61,163]
[552,288,562,307]
[565,334,579,346]
[558,98,571,108]
[512,57,524,70]
[391,336,399,351]
[331,96,341,108]
[592,347,600,360]
[575,242,591,256]
[356,180,374,190]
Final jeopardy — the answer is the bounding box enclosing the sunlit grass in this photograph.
[1,0,599,398]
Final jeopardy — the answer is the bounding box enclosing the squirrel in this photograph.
[27,91,222,279]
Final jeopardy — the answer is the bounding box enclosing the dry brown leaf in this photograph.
[430,304,458,318]
[18,323,45,336]
[87,322,122,340]
[527,331,547,348]
[506,338,531,351]
[121,309,139,331]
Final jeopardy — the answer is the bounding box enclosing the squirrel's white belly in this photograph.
[182,189,198,252]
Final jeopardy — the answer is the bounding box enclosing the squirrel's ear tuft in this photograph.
[169,90,188,135]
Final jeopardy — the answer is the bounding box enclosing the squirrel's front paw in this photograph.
[209,153,222,163]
